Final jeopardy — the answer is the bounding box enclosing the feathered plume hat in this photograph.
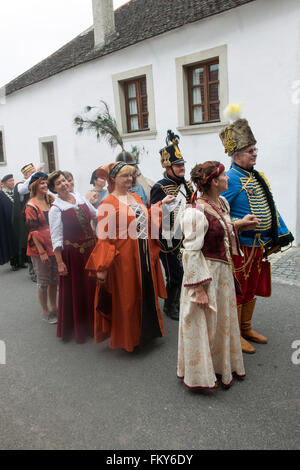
[219,103,256,156]
[159,130,186,168]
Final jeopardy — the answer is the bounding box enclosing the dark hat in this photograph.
[159,130,186,168]
[90,170,98,185]
[116,151,138,165]
[1,174,13,183]
[29,172,48,186]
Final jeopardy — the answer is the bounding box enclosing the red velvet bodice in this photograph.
[61,203,94,243]
[201,210,229,263]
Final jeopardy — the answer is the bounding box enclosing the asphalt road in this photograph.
[0,263,299,450]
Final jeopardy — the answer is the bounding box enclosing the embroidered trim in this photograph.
[177,376,218,391]
[184,278,212,287]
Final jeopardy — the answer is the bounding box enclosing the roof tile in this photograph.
[5,0,255,96]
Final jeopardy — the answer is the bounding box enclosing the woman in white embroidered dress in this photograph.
[177,161,259,390]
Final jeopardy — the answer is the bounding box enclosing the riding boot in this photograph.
[163,284,172,314]
[164,284,180,321]
[241,299,268,344]
[237,305,255,354]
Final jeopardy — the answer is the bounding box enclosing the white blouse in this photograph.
[49,192,97,251]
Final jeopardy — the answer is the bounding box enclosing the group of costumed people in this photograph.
[0,104,293,391]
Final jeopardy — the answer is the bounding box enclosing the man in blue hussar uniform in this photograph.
[150,130,193,320]
[220,105,294,354]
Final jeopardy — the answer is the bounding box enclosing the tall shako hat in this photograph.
[159,130,186,168]
[219,103,257,156]
[21,163,35,176]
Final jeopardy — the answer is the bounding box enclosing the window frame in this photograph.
[175,45,228,135]
[112,65,157,142]
[187,59,220,125]
[39,136,59,173]
[0,127,7,165]
[124,76,149,133]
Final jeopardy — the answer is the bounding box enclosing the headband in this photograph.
[109,161,128,179]
[202,163,225,184]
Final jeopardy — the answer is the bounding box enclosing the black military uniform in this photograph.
[150,131,193,320]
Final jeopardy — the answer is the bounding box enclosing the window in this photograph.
[112,65,157,141]
[0,131,4,163]
[0,128,6,164]
[124,77,149,133]
[176,45,228,135]
[39,136,59,173]
[187,60,220,125]
[42,141,56,172]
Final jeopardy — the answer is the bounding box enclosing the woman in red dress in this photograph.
[85,162,174,352]
[48,171,97,343]
[25,172,58,324]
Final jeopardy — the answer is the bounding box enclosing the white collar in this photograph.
[53,192,83,210]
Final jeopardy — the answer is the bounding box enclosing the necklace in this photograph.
[199,195,224,212]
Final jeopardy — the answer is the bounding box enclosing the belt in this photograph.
[64,238,96,254]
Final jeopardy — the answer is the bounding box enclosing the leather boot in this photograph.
[164,284,180,321]
[241,299,268,344]
[237,305,255,354]
[163,284,171,314]
[173,284,182,321]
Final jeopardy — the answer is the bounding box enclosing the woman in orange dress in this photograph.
[85,162,174,352]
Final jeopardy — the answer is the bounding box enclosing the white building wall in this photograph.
[0,0,299,241]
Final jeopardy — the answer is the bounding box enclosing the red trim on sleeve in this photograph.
[184,278,212,287]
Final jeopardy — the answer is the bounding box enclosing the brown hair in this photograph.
[30,176,55,204]
[63,171,73,181]
[47,170,66,194]
[190,161,221,193]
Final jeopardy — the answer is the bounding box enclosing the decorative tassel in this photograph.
[223,102,243,122]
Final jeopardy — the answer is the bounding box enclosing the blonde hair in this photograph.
[116,164,135,177]
[30,177,54,204]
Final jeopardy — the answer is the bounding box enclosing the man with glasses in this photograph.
[220,107,293,354]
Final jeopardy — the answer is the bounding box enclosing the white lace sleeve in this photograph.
[49,205,63,251]
[180,207,212,287]
[17,178,31,201]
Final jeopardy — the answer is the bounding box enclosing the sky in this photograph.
[0,0,130,88]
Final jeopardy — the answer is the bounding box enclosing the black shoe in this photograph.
[164,284,181,321]
[19,264,28,269]
[165,309,179,321]
[31,274,37,283]
[11,265,19,272]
